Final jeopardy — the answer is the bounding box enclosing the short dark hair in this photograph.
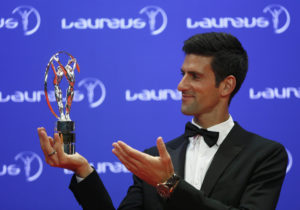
[182,32,248,103]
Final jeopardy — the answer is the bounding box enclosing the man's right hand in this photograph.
[37,127,93,178]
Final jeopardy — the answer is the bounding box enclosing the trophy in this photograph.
[44,51,80,154]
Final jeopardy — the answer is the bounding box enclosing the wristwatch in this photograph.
[156,173,180,198]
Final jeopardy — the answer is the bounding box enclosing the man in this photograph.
[38,32,288,210]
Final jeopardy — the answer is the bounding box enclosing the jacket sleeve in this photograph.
[118,175,145,210]
[165,145,288,210]
[69,170,115,210]
[69,147,159,210]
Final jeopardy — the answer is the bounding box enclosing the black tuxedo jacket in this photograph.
[69,123,288,210]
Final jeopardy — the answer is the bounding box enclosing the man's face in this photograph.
[177,54,222,117]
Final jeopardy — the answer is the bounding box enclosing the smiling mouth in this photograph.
[181,94,194,100]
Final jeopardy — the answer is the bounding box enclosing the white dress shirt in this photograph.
[184,115,234,189]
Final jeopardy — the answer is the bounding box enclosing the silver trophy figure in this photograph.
[44,51,80,154]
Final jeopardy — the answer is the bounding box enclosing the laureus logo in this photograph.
[263,4,290,34]
[61,5,167,35]
[12,5,41,36]
[14,151,43,182]
[186,4,290,34]
[139,6,168,35]
[78,78,106,108]
[0,77,106,108]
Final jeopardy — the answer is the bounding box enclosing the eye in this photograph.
[191,72,199,79]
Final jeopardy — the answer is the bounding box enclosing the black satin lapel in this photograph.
[168,138,189,178]
[200,124,244,196]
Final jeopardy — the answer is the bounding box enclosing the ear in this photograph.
[219,75,236,97]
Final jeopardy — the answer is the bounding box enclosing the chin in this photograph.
[181,108,195,116]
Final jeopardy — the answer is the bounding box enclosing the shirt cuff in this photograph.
[76,175,85,183]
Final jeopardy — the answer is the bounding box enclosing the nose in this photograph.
[177,75,188,92]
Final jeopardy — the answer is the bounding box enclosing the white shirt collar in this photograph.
[191,115,235,147]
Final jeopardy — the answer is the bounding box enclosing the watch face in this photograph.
[157,184,170,198]
[156,174,180,199]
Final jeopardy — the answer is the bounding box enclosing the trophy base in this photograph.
[56,121,76,155]
[62,139,75,155]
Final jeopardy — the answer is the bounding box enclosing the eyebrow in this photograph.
[181,69,203,75]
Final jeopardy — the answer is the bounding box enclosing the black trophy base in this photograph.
[56,121,76,155]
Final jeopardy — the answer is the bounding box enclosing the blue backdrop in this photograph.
[0,0,298,209]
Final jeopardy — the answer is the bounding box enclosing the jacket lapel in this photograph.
[200,123,246,196]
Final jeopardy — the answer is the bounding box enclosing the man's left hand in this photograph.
[112,137,174,186]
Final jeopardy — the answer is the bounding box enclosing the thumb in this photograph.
[157,137,174,176]
[156,137,169,159]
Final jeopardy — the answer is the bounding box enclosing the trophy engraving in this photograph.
[44,51,80,154]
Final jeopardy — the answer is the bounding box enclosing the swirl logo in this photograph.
[12,5,41,36]
[263,4,290,34]
[14,151,43,182]
[139,6,168,35]
[78,78,106,108]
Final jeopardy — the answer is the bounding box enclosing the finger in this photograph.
[37,127,47,150]
[37,128,54,157]
[112,142,141,167]
[38,127,46,132]
[46,133,63,167]
[112,145,138,173]
[53,133,65,162]
[117,141,145,160]
[49,137,55,147]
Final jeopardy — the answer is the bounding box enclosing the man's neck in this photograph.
[193,111,230,129]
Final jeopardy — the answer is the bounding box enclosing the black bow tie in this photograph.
[184,122,219,147]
